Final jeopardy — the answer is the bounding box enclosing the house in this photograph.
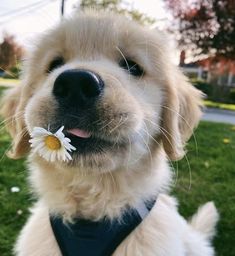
[179,51,235,87]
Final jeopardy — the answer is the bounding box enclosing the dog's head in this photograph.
[0,11,202,173]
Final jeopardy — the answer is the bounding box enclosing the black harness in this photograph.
[50,200,155,256]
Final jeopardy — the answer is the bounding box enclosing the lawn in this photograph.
[0,121,235,255]
[204,100,235,112]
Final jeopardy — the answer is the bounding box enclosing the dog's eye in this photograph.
[119,58,144,77]
[47,57,65,73]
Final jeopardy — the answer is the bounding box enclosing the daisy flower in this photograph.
[29,126,76,162]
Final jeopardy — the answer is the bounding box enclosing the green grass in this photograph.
[0,133,32,256]
[204,100,235,111]
[172,121,235,256]
[0,122,235,255]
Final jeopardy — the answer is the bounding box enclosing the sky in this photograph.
[0,0,178,62]
[0,0,170,44]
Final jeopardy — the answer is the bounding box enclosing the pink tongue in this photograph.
[67,128,91,138]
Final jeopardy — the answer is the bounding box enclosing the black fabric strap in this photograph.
[50,201,155,256]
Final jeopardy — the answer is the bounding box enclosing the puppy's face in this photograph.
[1,12,202,173]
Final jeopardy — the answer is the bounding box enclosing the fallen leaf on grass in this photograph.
[17,209,23,215]
[223,138,231,144]
[204,161,210,168]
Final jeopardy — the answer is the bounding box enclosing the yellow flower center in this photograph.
[44,135,61,150]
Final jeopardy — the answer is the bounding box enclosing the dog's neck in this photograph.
[29,151,171,222]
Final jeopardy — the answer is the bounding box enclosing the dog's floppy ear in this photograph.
[161,69,203,161]
[0,85,30,159]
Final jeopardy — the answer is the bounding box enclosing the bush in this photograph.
[191,79,235,104]
[229,88,235,102]
[190,78,214,99]
[212,86,235,104]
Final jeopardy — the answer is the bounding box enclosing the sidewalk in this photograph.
[202,107,235,125]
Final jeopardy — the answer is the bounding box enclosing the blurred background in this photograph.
[0,1,235,255]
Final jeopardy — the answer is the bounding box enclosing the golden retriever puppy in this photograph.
[1,10,218,256]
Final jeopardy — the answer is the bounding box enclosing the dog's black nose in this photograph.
[53,70,104,108]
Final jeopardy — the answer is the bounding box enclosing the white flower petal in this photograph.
[38,147,50,159]
[29,137,45,144]
[64,137,71,142]
[63,141,76,151]
[31,127,52,137]
[43,152,51,162]
[32,142,45,152]
[49,151,57,162]
[65,151,72,160]
[57,126,64,134]
[55,126,65,138]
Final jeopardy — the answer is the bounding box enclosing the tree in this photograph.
[80,0,155,25]
[0,33,23,72]
[165,0,235,60]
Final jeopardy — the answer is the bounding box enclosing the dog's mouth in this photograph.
[48,107,133,157]
[64,127,122,155]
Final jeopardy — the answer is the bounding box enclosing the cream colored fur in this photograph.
[0,10,218,256]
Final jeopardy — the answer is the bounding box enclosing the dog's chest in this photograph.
[50,201,155,256]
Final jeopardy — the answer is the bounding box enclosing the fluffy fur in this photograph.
[0,10,218,256]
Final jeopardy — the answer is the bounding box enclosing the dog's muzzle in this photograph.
[51,69,111,155]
